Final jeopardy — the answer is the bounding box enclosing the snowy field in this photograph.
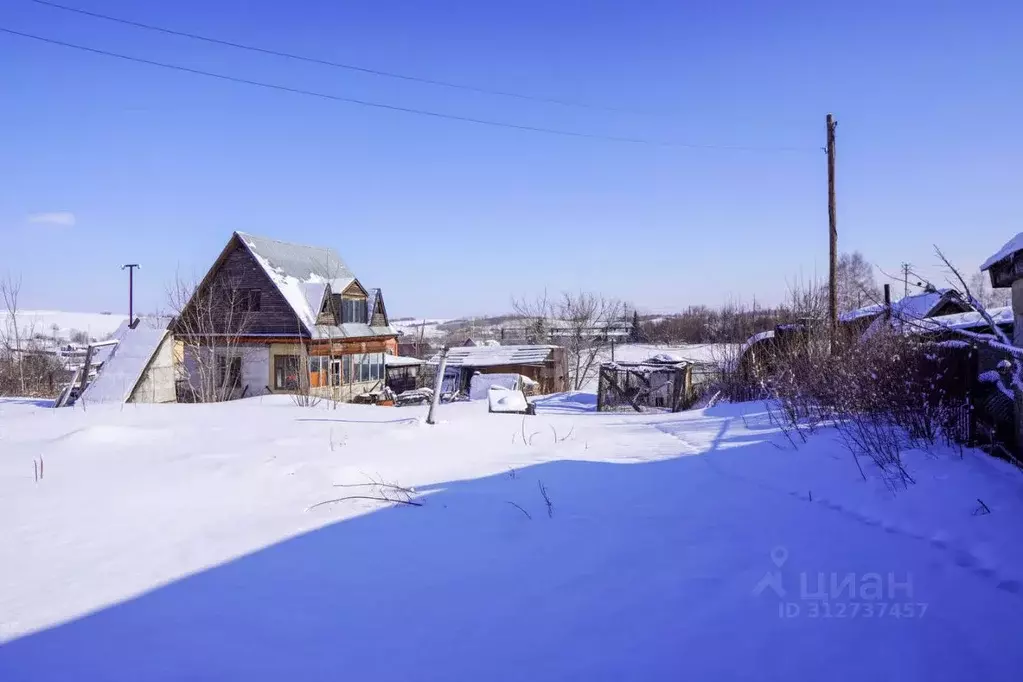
[2,310,128,342]
[391,318,451,339]
[2,395,1022,681]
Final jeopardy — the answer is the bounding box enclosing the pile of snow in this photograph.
[1,398,1022,680]
[486,386,529,413]
[603,343,733,366]
[644,352,685,364]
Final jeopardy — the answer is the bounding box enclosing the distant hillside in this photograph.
[2,310,130,344]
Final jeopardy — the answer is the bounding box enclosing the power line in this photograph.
[0,26,813,152]
[29,0,654,116]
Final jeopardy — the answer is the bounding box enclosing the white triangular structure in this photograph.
[80,318,176,404]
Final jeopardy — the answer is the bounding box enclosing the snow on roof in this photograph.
[237,232,394,339]
[81,319,169,404]
[644,353,685,364]
[906,306,1013,335]
[839,289,956,323]
[427,345,556,367]
[367,288,380,321]
[385,354,424,367]
[981,232,1023,271]
[237,232,355,334]
[739,329,775,355]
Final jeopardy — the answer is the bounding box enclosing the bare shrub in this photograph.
[537,479,554,517]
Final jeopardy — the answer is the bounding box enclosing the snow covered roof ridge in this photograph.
[981,232,1023,271]
[839,288,960,323]
[235,231,355,335]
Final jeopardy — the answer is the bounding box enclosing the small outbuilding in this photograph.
[426,345,567,396]
[384,354,424,395]
[597,356,694,413]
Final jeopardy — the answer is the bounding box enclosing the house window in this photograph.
[246,289,261,312]
[342,354,353,383]
[347,352,383,383]
[330,359,342,386]
[230,288,261,314]
[341,297,368,324]
[216,355,241,388]
[274,355,300,390]
[308,356,327,388]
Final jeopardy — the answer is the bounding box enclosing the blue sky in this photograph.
[1,0,1020,318]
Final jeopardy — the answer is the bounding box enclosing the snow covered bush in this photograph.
[741,321,972,489]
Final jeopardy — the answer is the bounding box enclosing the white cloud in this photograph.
[27,211,76,228]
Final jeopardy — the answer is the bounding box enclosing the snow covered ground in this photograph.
[2,310,128,343]
[1,396,1022,681]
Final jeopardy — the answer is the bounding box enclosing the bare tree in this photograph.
[1,274,26,395]
[514,291,625,390]
[969,271,1011,309]
[168,272,254,402]
[835,251,881,313]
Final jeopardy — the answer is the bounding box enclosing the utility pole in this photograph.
[826,113,838,352]
[121,264,140,326]
[901,262,912,298]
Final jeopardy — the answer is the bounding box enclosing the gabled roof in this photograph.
[81,317,171,404]
[234,232,395,340]
[427,345,557,368]
[981,233,1023,271]
[839,288,965,324]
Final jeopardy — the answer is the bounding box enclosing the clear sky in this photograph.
[1,0,1020,318]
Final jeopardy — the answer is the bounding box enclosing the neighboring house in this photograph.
[839,287,972,338]
[174,232,398,402]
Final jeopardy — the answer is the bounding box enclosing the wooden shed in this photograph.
[426,345,567,395]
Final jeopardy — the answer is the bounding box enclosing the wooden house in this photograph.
[174,232,398,402]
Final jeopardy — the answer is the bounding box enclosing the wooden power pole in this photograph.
[826,113,838,352]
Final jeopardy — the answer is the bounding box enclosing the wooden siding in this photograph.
[218,242,307,336]
[180,238,308,338]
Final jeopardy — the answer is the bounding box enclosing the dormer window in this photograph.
[341,297,368,324]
